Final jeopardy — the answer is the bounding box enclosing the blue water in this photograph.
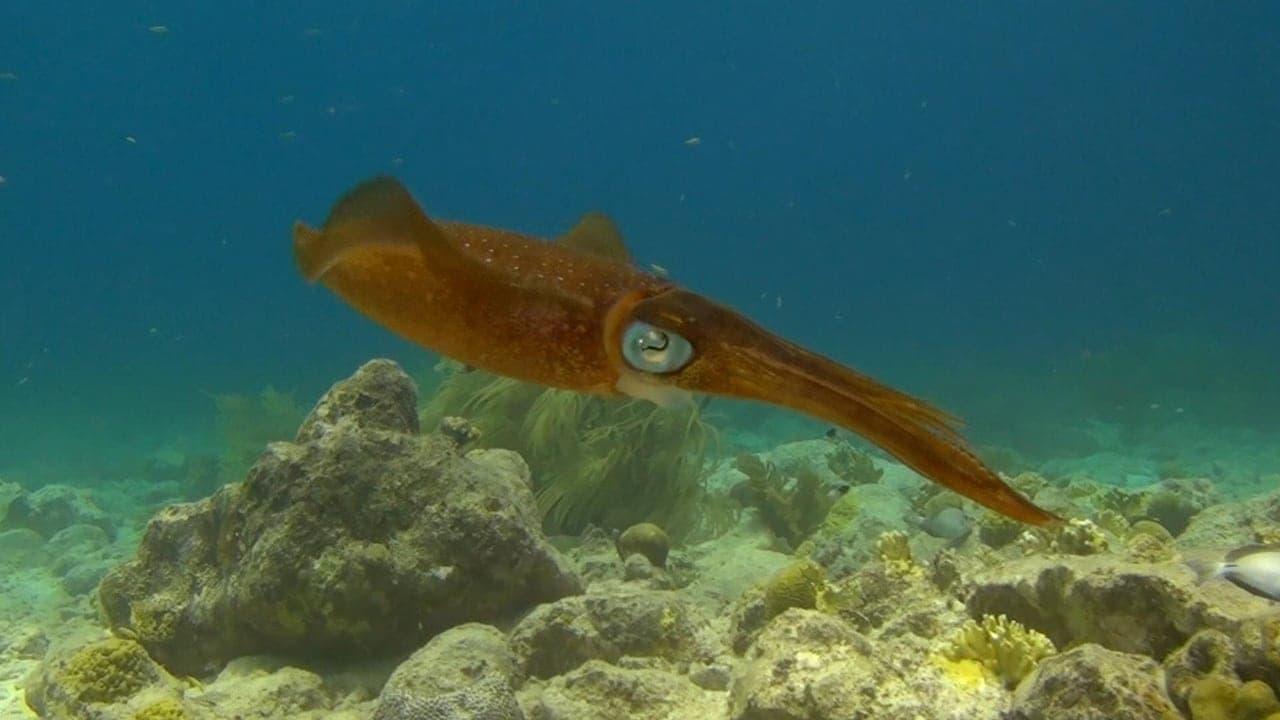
[2,3,1278,484]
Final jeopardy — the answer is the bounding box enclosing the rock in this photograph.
[98,360,581,675]
[0,528,46,565]
[190,659,333,719]
[729,609,1005,719]
[378,674,522,720]
[295,358,419,440]
[509,586,714,679]
[1178,490,1280,549]
[61,560,113,596]
[23,637,182,719]
[1009,644,1181,719]
[966,555,1273,660]
[2,485,115,540]
[373,624,521,719]
[519,660,722,720]
[1162,630,1239,714]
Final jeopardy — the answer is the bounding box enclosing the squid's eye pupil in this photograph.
[621,321,694,374]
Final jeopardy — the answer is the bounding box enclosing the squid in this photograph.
[293,177,1057,525]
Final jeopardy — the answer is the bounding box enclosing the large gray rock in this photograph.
[1008,644,1180,719]
[98,360,581,675]
[520,660,723,720]
[729,609,1006,720]
[509,586,716,679]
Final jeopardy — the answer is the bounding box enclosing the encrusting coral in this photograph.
[938,614,1056,689]
[1188,676,1280,720]
[132,698,190,720]
[761,558,828,620]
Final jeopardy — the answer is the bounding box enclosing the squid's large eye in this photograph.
[621,321,693,374]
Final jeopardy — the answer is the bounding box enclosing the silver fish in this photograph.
[1196,544,1280,601]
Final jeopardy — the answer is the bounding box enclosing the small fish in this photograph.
[0,71,17,81]
[1192,544,1280,601]
[824,427,839,441]
[683,136,701,146]
[649,263,669,277]
[148,25,169,34]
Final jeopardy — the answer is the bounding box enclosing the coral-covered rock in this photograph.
[1008,644,1180,719]
[966,555,1273,660]
[519,660,721,720]
[509,586,715,679]
[373,623,522,719]
[1178,490,1280,549]
[97,360,581,675]
[23,637,183,719]
[729,609,1005,720]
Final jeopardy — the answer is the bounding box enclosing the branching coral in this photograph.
[875,530,918,576]
[940,614,1056,689]
[420,367,716,539]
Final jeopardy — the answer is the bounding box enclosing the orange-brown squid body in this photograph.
[293,177,1058,526]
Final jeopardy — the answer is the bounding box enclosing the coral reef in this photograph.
[11,360,1280,720]
[97,360,581,675]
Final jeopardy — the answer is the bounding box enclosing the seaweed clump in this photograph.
[210,386,305,482]
[731,453,835,548]
[938,614,1056,689]
[420,367,715,540]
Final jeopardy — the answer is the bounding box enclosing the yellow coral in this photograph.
[875,530,918,576]
[133,698,189,720]
[941,614,1056,689]
[60,638,156,704]
[762,558,827,620]
[1188,676,1280,720]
